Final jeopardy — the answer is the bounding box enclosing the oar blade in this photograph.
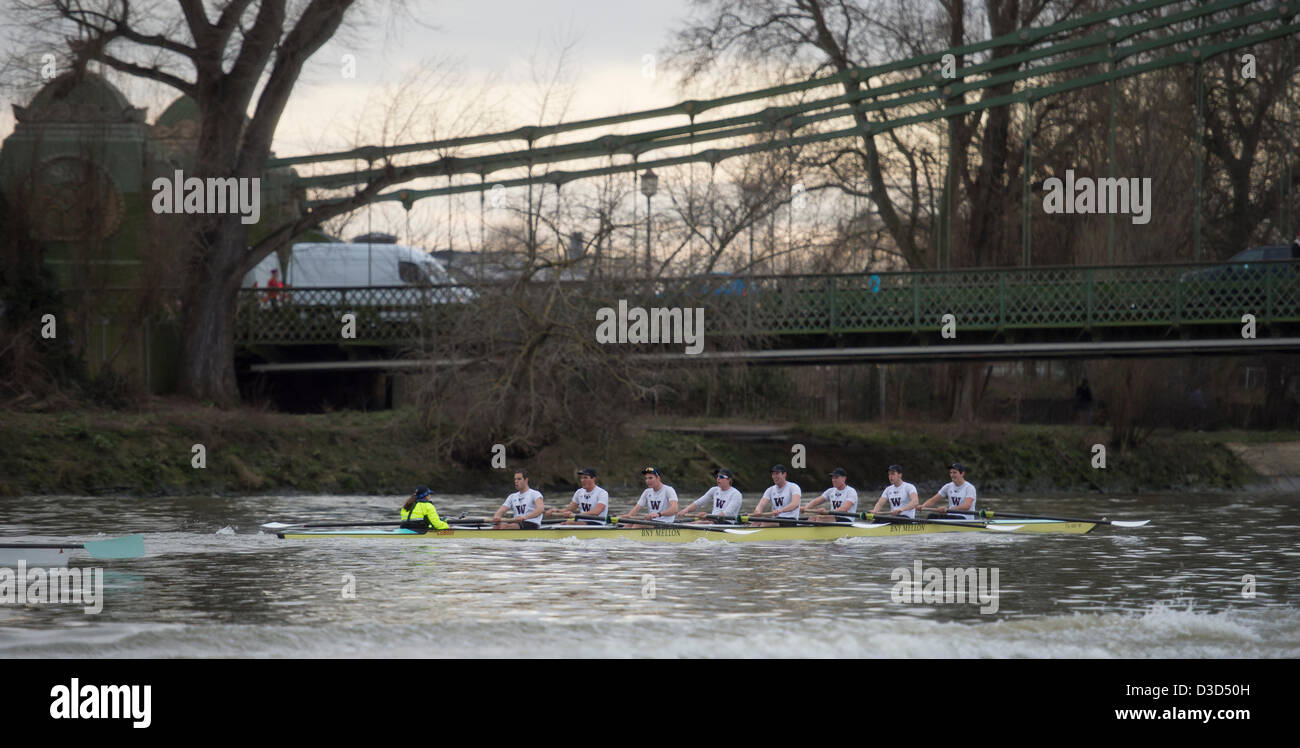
[261,522,296,531]
[81,534,145,559]
[980,523,1024,532]
[1109,520,1150,528]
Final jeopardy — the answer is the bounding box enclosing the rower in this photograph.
[492,470,545,530]
[751,464,801,527]
[804,467,858,523]
[919,462,978,519]
[624,466,678,523]
[675,468,743,523]
[546,467,609,525]
[872,464,919,518]
[400,485,450,530]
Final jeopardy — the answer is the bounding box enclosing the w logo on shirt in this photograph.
[650,501,661,510]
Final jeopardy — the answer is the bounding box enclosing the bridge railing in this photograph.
[233,260,1300,345]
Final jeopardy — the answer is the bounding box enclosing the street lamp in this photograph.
[743,182,761,280]
[640,168,658,276]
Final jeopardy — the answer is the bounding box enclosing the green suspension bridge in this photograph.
[238,0,1300,369]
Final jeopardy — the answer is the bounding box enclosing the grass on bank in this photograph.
[0,402,1274,497]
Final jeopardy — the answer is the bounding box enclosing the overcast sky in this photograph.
[3,0,798,251]
[273,0,698,155]
[3,0,700,151]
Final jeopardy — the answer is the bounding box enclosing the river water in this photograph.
[0,492,1295,658]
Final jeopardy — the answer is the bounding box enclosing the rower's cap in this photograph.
[829,467,848,477]
[414,485,431,498]
[577,467,598,477]
[949,462,966,473]
[641,466,661,476]
[770,464,787,473]
[887,464,903,473]
[715,468,734,479]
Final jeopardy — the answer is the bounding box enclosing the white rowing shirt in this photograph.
[688,486,743,518]
[820,485,859,514]
[938,481,977,518]
[503,488,544,523]
[571,486,610,520]
[880,482,918,518]
[637,485,678,522]
[762,482,802,519]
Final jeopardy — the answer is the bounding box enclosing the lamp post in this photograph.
[640,168,658,277]
[743,182,761,280]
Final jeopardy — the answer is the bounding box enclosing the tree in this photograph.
[8,0,433,405]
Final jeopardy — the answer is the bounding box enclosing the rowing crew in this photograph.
[445,462,978,529]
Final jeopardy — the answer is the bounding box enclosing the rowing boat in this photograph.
[277,518,1095,543]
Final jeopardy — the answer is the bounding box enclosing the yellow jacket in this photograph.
[400,499,450,530]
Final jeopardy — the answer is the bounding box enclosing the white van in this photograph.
[242,242,472,312]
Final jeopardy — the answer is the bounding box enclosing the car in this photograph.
[239,241,474,342]
[242,241,473,307]
[652,272,758,300]
[1178,243,1300,317]
[1180,243,1300,283]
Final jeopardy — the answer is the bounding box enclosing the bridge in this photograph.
[237,258,1300,371]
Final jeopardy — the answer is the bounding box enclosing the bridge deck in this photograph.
[235,260,1300,350]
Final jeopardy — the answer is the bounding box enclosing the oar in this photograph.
[735,514,820,527]
[0,534,146,559]
[614,516,758,535]
[261,520,416,530]
[828,511,1023,532]
[976,509,1149,527]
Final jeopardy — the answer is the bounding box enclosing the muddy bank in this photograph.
[2,405,1293,498]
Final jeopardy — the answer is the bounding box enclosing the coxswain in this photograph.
[400,485,450,530]
[492,470,545,530]
[872,464,919,518]
[919,462,977,519]
[675,468,743,523]
[804,467,858,523]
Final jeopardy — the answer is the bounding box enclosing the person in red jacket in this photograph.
[264,268,284,305]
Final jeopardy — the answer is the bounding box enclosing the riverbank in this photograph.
[3,403,1295,498]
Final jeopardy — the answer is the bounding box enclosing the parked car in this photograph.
[1180,243,1300,284]
[655,272,758,299]
[1178,243,1300,316]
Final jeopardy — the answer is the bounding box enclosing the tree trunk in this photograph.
[949,362,982,422]
[178,218,244,406]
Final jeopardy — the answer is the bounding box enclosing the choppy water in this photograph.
[0,492,1296,657]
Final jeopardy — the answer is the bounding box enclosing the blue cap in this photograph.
[414,485,431,499]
